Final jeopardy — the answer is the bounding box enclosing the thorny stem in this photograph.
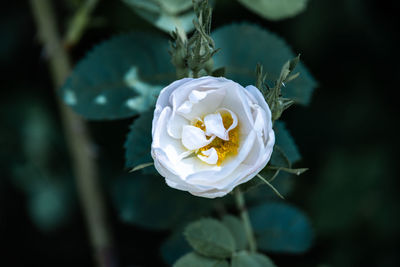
[30,1,116,266]
[234,188,257,252]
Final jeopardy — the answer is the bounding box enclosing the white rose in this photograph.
[151,76,275,198]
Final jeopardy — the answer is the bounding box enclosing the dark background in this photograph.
[1,0,399,266]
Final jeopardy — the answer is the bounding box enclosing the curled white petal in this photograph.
[181,125,214,150]
[204,108,238,141]
[197,148,218,164]
[204,113,226,139]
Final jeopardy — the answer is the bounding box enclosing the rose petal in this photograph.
[220,83,254,136]
[245,85,271,116]
[177,88,226,120]
[152,107,188,164]
[204,113,226,139]
[185,130,257,188]
[169,76,231,113]
[181,125,215,150]
[197,147,218,164]
[167,113,188,139]
[153,78,192,136]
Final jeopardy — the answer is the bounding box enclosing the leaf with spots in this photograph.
[61,32,175,120]
[212,23,317,105]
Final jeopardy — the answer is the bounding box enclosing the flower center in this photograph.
[194,111,239,165]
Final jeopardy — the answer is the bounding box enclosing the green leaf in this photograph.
[184,218,236,258]
[123,0,195,33]
[61,32,175,120]
[238,0,309,21]
[174,252,229,267]
[112,174,214,230]
[161,230,192,265]
[249,202,313,253]
[124,111,156,174]
[212,23,317,105]
[231,251,276,267]
[221,215,247,251]
[274,121,301,163]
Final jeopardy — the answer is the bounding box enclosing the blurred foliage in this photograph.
[249,202,313,253]
[112,173,217,230]
[1,97,76,232]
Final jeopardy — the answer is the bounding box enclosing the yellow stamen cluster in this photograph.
[194,112,239,165]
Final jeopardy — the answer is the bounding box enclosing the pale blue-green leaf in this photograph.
[184,218,236,258]
[275,121,301,163]
[221,215,248,251]
[174,252,229,267]
[61,32,174,120]
[124,0,195,33]
[124,111,157,174]
[231,251,276,267]
[249,202,313,253]
[112,174,214,230]
[212,23,317,105]
[238,0,309,21]
[161,229,192,265]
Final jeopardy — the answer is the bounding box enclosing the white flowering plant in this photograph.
[60,0,316,265]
